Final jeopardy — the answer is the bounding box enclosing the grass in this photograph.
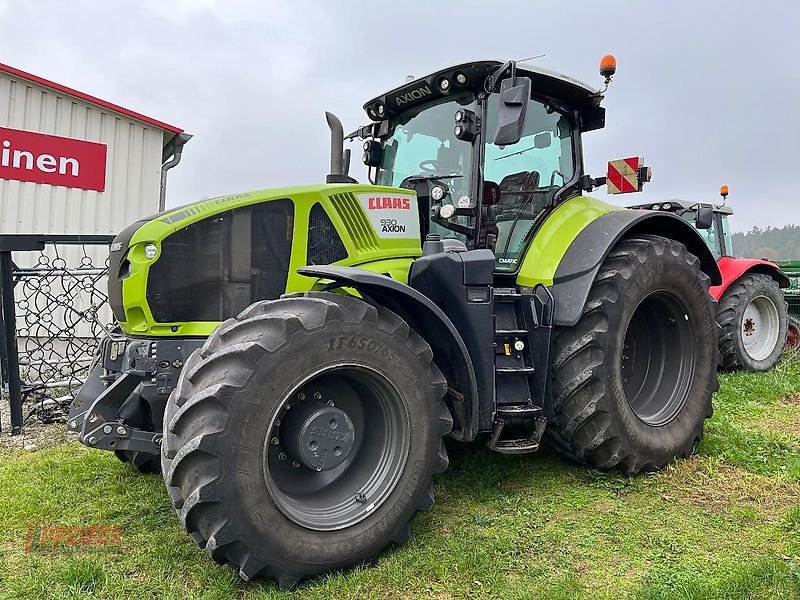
[1,353,799,599]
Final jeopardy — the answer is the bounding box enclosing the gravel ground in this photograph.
[0,394,74,451]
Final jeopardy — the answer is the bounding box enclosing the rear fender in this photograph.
[544,210,722,326]
[713,256,790,300]
[298,265,480,441]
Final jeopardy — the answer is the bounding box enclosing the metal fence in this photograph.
[0,234,115,434]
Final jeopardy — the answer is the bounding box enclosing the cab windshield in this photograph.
[682,212,732,259]
[484,94,575,270]
[377,93,475,240]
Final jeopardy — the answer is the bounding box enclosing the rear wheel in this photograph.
[547,235,719,474]
[161,292,450,587]
[717,273,788,371]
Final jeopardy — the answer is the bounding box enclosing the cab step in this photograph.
[487,406,546,455]
[496,366,536,375]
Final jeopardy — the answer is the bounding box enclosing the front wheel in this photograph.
[717,273,789,371]
[547,235,719,474]
[161,292,450,588]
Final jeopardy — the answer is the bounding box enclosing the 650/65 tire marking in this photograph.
[326,336,418,383]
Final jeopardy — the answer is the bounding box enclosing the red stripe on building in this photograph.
[0,63,183,134]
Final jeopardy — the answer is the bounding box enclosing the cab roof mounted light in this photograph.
[439,78,451,93]
[720,184,729,198]
[599,54,617,81]
[455,72,467,85]
[599,54,617,93]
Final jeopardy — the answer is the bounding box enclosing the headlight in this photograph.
[144,243,158,259]
[440,204,456,219]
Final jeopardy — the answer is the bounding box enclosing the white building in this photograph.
[0,64,191,382]
[0,62,190,235]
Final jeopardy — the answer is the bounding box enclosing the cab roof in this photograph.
[363,60,603,123]
[627,200,734,215]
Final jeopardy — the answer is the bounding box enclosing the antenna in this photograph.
[517,53,546,62]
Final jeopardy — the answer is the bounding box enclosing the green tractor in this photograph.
[69,57,721,586]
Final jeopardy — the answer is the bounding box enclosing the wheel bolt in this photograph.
[355,492,366,503]
[314,392,322,400]
[278,452,287,461]
[292,461,301,468]
[298,393,306,401]
[284,403,292,411]
[327,400,335,407]
[271,437,279,446]
[315,466,322,472]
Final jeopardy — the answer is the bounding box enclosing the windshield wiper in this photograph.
[494,146,536,161]
[404,174,463,181]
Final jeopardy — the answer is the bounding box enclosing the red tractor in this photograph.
[630,188,790,371]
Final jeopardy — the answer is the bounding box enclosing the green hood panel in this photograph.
[515,195,621,288]
[115,184,421,337]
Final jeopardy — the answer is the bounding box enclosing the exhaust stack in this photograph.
[325,112,355,183]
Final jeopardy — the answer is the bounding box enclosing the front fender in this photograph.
[298,265,479,441]
[713,256,790,300]
[536,208,722,326]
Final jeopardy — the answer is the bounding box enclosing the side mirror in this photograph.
[362,140,382,167]
[492,76,531,146]
[695,205,713,229]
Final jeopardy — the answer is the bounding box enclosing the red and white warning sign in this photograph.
[607,157,642,194]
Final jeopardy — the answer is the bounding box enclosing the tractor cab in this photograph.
[627,199,735,259]
[346,60,608,272]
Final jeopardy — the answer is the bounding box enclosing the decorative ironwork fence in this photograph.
[0,234,115,433]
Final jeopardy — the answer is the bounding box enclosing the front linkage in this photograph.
[69,336,202,469]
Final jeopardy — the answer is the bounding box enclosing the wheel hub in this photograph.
[282,402,355,471]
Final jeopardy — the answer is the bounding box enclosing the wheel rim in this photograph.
[741,295,781,361]
[264,364,410,531]
[621,291,695,426]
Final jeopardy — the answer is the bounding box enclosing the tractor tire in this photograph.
[114,450,160,474]
[161,292,450,588]
[717,273,789,371]
[788,315,800,349]
[547,235,719,475]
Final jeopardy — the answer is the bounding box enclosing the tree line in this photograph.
[731,224,800,261]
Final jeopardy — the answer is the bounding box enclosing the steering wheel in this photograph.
[418,160,438,173]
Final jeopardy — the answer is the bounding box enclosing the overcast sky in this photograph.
[2,0,798,232]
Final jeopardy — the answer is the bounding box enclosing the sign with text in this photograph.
[0,126,107,191]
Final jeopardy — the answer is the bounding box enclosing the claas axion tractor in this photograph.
[69,57,722,586]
